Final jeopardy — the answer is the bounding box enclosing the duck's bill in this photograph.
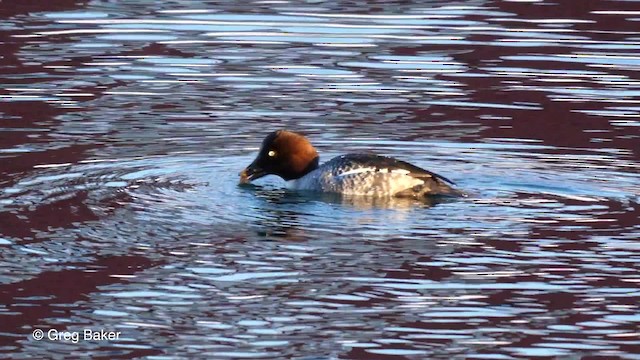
[239,162,267,184]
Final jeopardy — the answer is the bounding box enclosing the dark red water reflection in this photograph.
[0,256,156,343]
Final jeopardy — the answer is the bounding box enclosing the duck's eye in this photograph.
[268,150,277,157]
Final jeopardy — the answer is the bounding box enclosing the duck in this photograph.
[239,130,463,198]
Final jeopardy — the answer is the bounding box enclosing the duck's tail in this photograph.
[396,177,466,198]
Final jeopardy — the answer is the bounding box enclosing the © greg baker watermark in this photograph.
[32,328,121,343]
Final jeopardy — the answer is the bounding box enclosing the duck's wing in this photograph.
[329,153,455,184]
[325,154,463,197]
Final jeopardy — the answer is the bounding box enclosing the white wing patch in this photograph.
[390,169,411,175]
[338,167,411,176]
[337,167,377,177]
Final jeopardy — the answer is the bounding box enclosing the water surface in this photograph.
[1,0,639,359]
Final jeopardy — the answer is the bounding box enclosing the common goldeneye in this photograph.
[240,130,463,198]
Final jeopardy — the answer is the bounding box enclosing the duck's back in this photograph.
[288,153,462,198]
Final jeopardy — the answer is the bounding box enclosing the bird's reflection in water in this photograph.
[239,182,458,241]
[239,182,454,209]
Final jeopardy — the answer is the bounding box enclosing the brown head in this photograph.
[240,130,320,182]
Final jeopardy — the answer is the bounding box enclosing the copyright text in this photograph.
[32,328,121,343]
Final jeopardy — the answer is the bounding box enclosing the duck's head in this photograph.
[240,130,319,183]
